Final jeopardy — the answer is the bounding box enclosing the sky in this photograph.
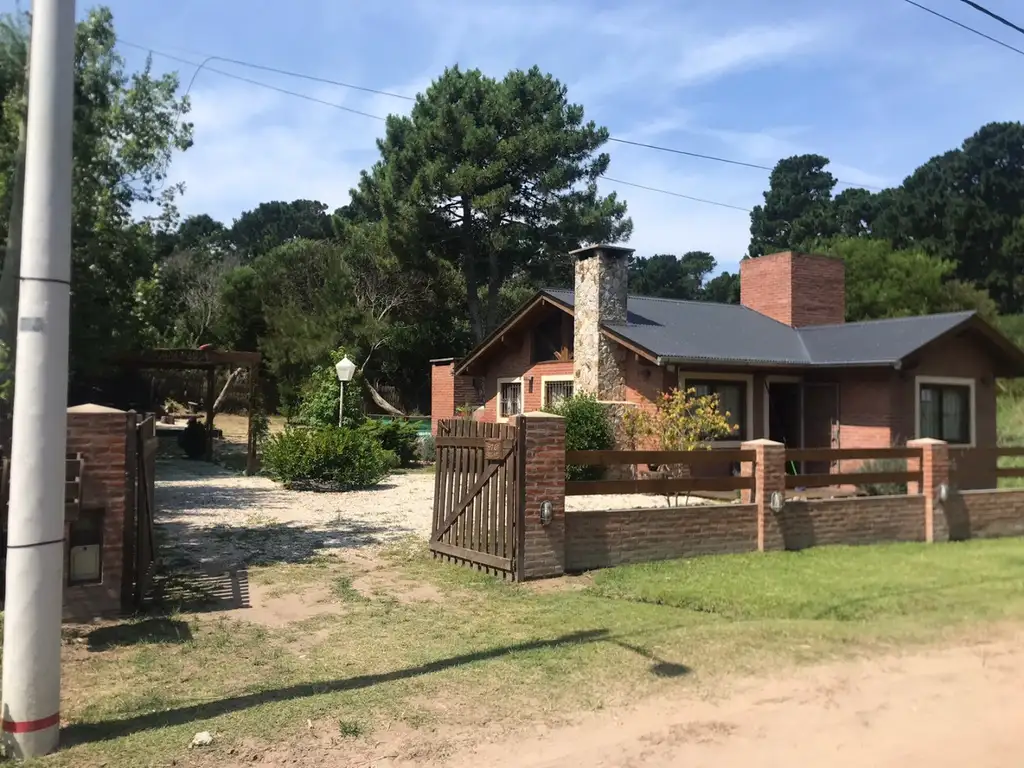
[11,0,1024,274]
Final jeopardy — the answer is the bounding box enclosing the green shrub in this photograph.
[178,419,207,459]
[856,457,908,496]
[261,426,395,489]
[357,419,420,467]
[545,393,614,481]
[417,433,436,463]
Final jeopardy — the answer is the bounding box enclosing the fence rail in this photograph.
[950,446,1024,480]
[786,447,921,462]
[565,449,755,466]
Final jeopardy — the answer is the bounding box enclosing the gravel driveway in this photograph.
[155,459,715,568]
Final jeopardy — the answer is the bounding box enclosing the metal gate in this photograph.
[130,415,158,606]
[432,419,522,580]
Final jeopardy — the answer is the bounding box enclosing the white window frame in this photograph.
[914,375,976,447]
[678,371,755,447]
[496,377,523,423]
[540,374,575,409]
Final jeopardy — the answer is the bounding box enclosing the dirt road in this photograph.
[433,636,1024,768]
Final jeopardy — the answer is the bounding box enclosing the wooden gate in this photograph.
[432,420,522,579]
[131,415,159,606]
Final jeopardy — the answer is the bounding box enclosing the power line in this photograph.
[122,38,887,192]
[608,137,883,191]
[119,42,386,121]
[900,0,1024,56]
[601,177,751,212]
[956,0,1024,37]
[112,44,788,215]
[119,39,416,102]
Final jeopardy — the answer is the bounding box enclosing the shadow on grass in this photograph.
[612,640,692,679]
[87,618,193,652]
[61,628,616,746]
[146,564,252,614]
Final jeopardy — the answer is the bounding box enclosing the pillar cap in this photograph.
[741,438,785,447]
[67,403,127,414]
[519,411,564,419]
[907,438,948,446]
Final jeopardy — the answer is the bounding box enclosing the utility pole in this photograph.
[1,0,76,759]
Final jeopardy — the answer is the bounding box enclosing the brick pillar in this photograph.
[742,439,786,552]
[908,438,950,543]
[514,412,566,579]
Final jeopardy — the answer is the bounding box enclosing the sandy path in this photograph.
[433,635,1024,768]
[154,459,715,566]
[438,636,1024,767]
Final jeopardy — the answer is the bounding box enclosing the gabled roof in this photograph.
[455,289,1024,376]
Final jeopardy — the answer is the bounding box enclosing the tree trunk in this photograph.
[484,245,501,341]
[366,379,405,416]
[212,367,243,412]
[461,198,485,342]
[0,78,28,401]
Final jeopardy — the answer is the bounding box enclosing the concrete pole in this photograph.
[1,0,76,758]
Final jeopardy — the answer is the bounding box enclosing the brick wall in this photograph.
[565,504,759,570]
[516,414,566,578]
[430,359,481,435]
[64,405,133,620]
[763,495,927,551]
[946,489,1024,540]
[740,251,845,327]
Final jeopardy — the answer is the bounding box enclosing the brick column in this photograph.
[514,412,566,579]
[742,439,786,552]
[908,438,950,543]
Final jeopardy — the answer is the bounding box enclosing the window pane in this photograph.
[500,382,522,418]
[919,386,941,438]
[545,380,573,408]
[717,384,744,437]
[941,387,968,443]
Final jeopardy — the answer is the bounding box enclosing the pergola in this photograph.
[117,348,262,475]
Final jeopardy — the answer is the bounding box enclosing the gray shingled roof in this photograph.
[543,289,978,367]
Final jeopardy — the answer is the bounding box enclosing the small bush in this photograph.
[856,457,908,496]
[261,426,395,489]
[178,419,207,459]
[417,433,436,463]
[358,419,420,468]
[545,393,614,481]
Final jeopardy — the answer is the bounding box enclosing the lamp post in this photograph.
[335,356,356,427]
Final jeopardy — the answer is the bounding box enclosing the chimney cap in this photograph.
[570,243,635,260]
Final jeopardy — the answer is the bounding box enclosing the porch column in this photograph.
[514,412,566,579]
[741,438,786,552]
[907,438,950,543]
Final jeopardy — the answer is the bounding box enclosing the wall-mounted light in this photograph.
[769,491,785,514]
[936,482,949,505]
[539,500,553,525]
[528,376,534,393]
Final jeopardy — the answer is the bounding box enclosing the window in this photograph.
[542,376,574,409]
[497,379,522,420]
[919,382,972,444]
[687,379,748,440]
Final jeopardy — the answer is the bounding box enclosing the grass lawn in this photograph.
[28,538,1024,767]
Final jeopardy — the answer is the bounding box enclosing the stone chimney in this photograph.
[740,250,846,327]
[572,244,634,400]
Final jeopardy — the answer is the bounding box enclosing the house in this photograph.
[431,245,1024,489]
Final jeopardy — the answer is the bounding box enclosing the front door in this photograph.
[803,383,840,475]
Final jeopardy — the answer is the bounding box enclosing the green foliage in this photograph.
[357,419,420,468]
[856,458,908,496]
[545,393,614,481]
[294,349,363,428]
[177,420,207,460]
[814,237,998,322]
[417,433,436,463]
[352,64,632,342]
[628,252,719,300]
[749,154,839,258]
[229,199,333,261]
[261,426,395,489]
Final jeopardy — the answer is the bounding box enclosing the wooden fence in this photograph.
[783,447,922,489]
[563,449,755,496]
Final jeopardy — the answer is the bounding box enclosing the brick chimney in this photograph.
[571,244,633,399]
[740,250,846,327]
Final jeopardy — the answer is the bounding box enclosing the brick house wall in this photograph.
[430,359,481,435]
